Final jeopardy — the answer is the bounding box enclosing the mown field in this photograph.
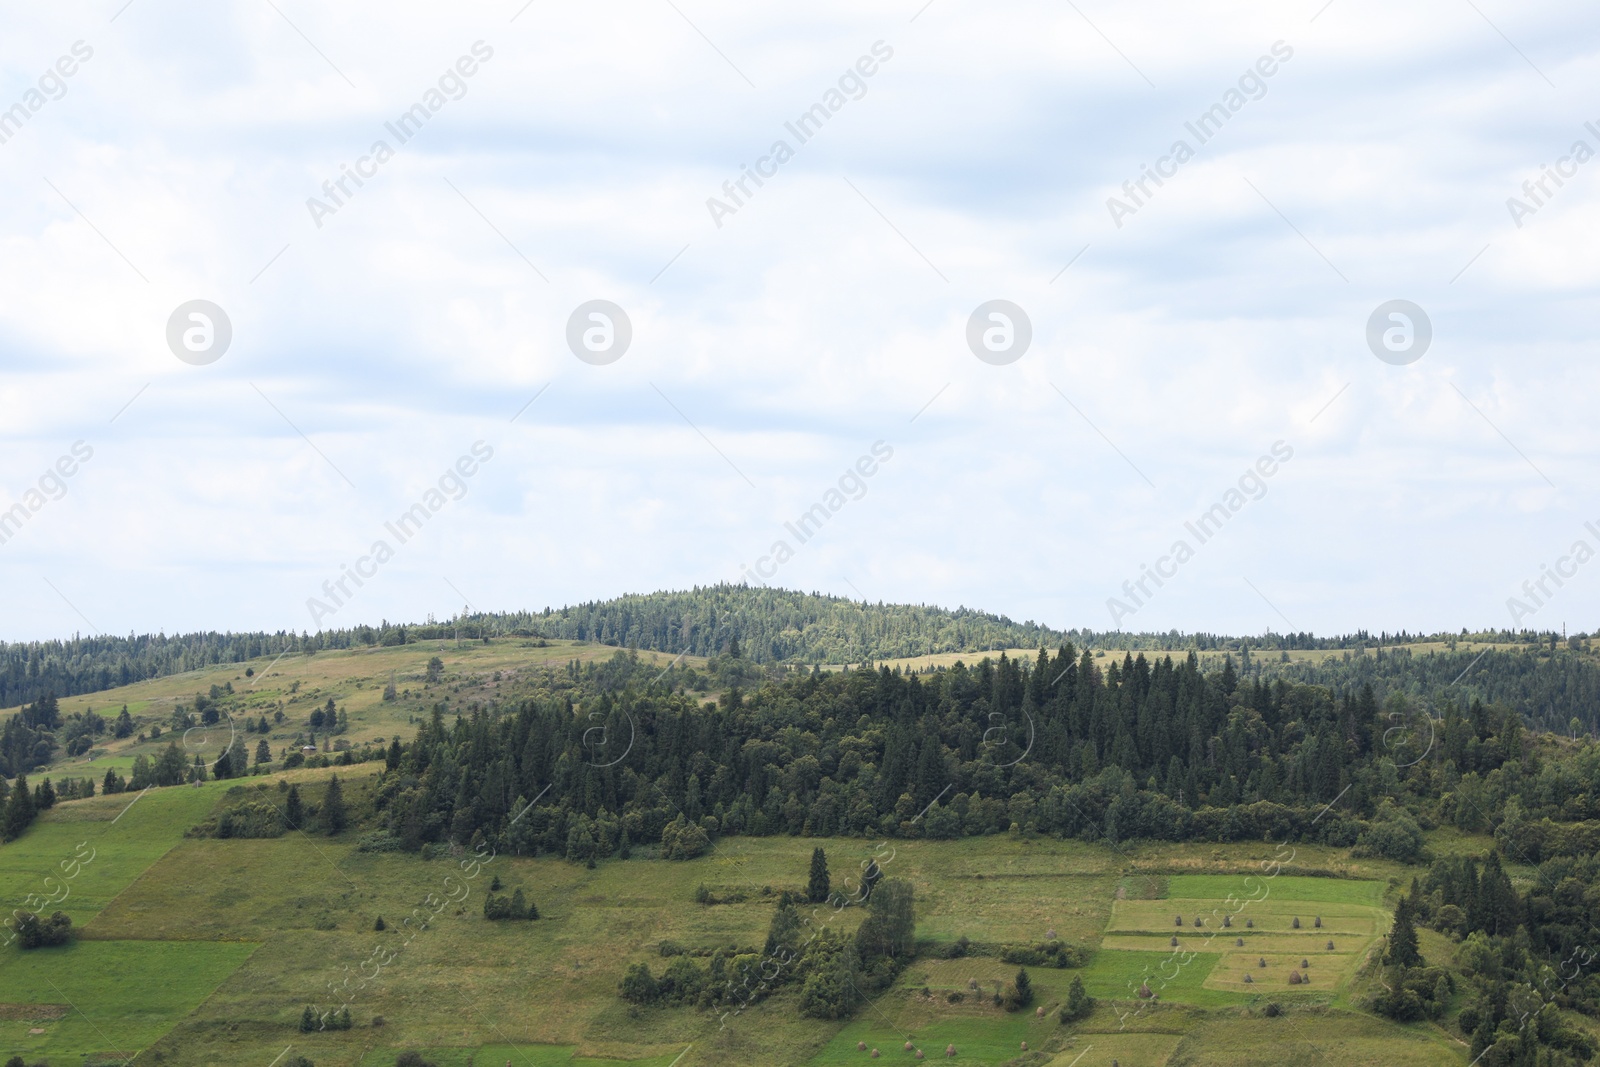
[0,765,1477,1067]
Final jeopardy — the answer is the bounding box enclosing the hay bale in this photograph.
[1246,918,1254,928]
[1313,916,1322,928]
[946,1045,957,1057]
[905,1042,915,1051]
[1046,928,1057,939]
[1258,957,1267,968]
[916,1052,925,1061]
[1222,914,1232,928]
[1288,971,1302,985]
[858,1042,867,1051]
[870,1049,880,1059]
[1300,959,1309,969]
[1171,936,1180,947]
[1236,938,1245,947]
[1326,941,1335,951]
[1176,915,1184,926]
[1291,916,1301,929]
[1020,1041,1029,1051]
[1243,973,1253,983]
[1194,917,1204,927]
[1137,982,1154,999]
[1036,1006,1045,1018]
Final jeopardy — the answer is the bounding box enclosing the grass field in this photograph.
[0,939,258,1061]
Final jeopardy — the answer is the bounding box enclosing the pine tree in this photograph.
[807,847,831,904]
[1062,974,1094,1022]
[1385,895,1421,968]
[284,784,304,830]
[1013,966,1033,1007]
[298,1005,318,1032]
[322,775,347,835]
[3,774,35,841]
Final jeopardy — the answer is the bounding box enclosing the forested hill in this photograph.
[3,585,1597,732]
[478,586,1067,663]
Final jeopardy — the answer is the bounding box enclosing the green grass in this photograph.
[1165,875,1384,907]
[1077,947,1233,1006]
[0,778,238,926]
[0,939,257,1061]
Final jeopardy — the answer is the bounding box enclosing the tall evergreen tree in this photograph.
[284,784,304,830]
[1385,894,1421,968]
[322,775,347,835]
[3,773,35,841]
[807,847,830,904]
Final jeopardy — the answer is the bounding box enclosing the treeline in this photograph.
[362,647,1596,871]
[1247,644,1600,735]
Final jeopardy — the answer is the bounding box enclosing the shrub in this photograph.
[356,830,402,853]
[396,1054,438,1067]
[943,935,971,959]
[13,910,72,949]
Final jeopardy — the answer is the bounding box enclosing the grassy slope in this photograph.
[2,811,1471,1067]
[5,638,702,781]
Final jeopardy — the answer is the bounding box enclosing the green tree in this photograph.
[619,962,659,1004]
[284,784,304,830]
[807,847,830,904]
[3,773,35,841]
[298,1005,318,1032]
[426,657,444,683]
[255,739,272,767]
[1062,974,1095,1022]
[1012,966,1033,1007]
[322,775,348,835]
[1384,895,1421,968]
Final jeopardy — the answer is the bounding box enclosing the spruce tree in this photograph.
[284,784,304,830]
[1385,895,1421,968]
[1013,966,1033,1006]
[3,774,35,841]
[807,847,830,904]
[322,775,347,835]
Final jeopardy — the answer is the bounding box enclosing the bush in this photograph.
[1000,940,1087,968]
[13,910,72,949]
[396,1054,438,1067]
[356,830,403,853]
[483,890,537,921]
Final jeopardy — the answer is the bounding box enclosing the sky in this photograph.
[0,0,1597,642]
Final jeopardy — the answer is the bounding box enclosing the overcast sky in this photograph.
[0,0,1596,642]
